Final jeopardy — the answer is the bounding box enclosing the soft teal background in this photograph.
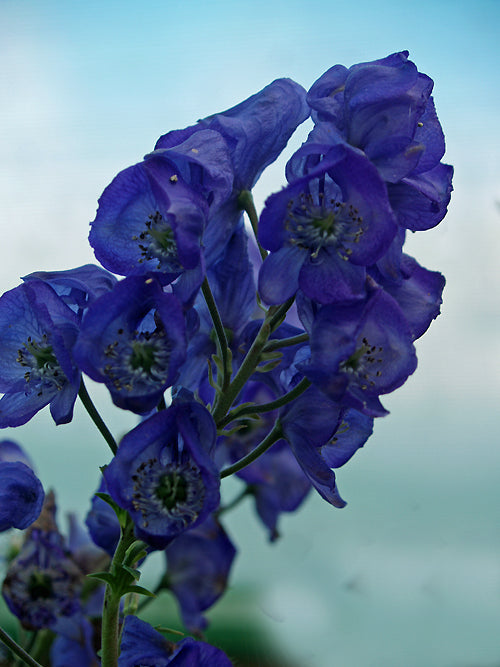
[1,1,499,665]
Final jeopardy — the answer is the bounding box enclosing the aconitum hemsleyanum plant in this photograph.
[0,51,452,667]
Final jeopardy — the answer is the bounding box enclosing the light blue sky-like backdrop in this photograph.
[1,1,499,665]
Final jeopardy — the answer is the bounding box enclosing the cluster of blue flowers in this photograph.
[0,51,452,666]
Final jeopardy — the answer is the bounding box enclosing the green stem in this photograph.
[0,627,45,667]
[267,298,295,332]
[201,277,231,393]
[263,332,309,353]
[212,299,294,426]
[212,318,270,425]
[100,522,135,667]
[78,377,118,455]
[238,190,267,261]
[220,421,283,479]
[219,377,311,428]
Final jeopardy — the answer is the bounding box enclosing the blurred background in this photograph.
[0,1,499,665]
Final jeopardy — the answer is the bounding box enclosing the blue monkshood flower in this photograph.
[297,281,417,417]
[219,382,311,540]
[104,392,220,549]
[164,514,237,632]
[89,150,218,293]
[0,280,81,427]
[155,78,310,265]
[258,142,397,305]
[119,615,233,666]
[0,462,44,532]
[369,254,446,340]
[2,491,83,631]
[73,275,186,414]
[306,51,439,181]
[23,264,117,321]
[300,52,453,232]
[0,439,44,531]
[280,385,373,507]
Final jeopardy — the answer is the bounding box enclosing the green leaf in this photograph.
[94,490,129,529]
[122,584,156,597]
[207,358,217,390]
[120,564,141,581]
[124,540,149,567]
[256,359,283,373]
[87,571,116,587]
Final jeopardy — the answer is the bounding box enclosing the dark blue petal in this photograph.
[23,264,117,320]
[321,409,373,468]
[258,246,305,305]
[157,78,309,192]
[165,515,237,632]
[388,162,454,231]
[0,461,44,531]
[298,247,366,304]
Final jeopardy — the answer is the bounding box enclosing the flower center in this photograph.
[340,337,384,390]
[102,327,173,393]
[28,571,53,601]
[155,471,188,510]
[133,211,180,270]
[131,457,206,530]
[16,334,66,395]
[129,340,157,373]
[285,191,364,259]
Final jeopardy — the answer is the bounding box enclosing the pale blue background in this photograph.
[1,1,499,665]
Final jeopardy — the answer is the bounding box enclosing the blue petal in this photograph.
[258,246,305,305]
[0,461,44,531]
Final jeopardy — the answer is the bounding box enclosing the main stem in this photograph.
[100,522,135,667]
